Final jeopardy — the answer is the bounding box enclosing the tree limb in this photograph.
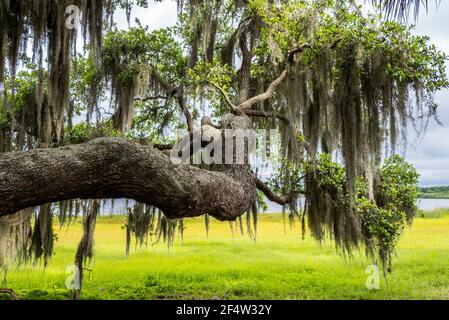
[244,110,290,123]
[206,79,238,112]
[0,138,254,221]
[236,43,311,112]
[0,288,21,300]
[201,43,310,116]
[254,176,293,206]
[176,89,194,134]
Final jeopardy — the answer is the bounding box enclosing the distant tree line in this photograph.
[420,186,449,199]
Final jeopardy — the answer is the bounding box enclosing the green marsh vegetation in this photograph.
[420,186,449,199]
[2,210,449,300]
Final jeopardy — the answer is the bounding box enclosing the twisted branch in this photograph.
[236,44,311,112]
[0,288,21,300]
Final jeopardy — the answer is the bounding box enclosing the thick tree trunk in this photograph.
[0,138,255,221]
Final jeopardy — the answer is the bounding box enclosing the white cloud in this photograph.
[113,0,177,31]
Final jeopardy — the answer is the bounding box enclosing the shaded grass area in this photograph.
[421,208,449,219]
[2,211,449,300]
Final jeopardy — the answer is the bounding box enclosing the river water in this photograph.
[100,198,449,215]
[265,198,449,213]
[268,199,449,213]
[417,198,449,211]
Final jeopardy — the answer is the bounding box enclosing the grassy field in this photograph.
[420,193,449,199]
[2,210,449,300]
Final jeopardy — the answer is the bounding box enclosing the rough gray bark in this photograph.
[0,138,255,221]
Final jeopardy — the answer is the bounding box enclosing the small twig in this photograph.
[134,65,194,134]
[98,107,114,117]
[176,89,194,135]
[205,79,238,112]
[83,268,93,280]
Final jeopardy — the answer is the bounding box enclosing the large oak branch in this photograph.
[0,138,253,221]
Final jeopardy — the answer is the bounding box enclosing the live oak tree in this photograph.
[0,0,447,298]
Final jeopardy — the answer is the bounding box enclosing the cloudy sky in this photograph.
[114,0,449,186]
[403,2,449,186]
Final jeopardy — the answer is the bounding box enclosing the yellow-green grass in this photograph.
[3,211,449,300]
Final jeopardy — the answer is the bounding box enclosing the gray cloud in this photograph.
[407,2,449,186]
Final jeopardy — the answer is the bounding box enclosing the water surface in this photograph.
[98,198,449,215]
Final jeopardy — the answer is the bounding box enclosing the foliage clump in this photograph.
[269,154,420,271]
